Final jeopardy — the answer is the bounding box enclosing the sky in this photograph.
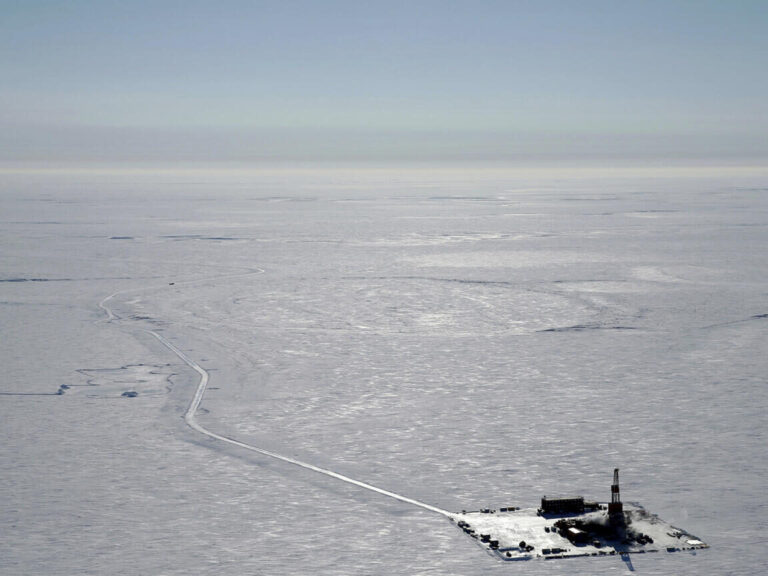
[2,0,767,165]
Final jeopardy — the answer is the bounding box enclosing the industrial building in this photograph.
[540,496,585,515]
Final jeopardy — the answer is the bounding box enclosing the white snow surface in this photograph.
[1,168,767,575]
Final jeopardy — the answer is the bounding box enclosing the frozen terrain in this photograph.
[1,166,767,575]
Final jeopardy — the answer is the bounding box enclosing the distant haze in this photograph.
[2,1,767,166]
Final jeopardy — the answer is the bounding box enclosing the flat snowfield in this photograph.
[1,166,767,575]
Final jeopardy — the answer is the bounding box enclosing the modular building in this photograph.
[540,496,585,515]
[565,527,590,543]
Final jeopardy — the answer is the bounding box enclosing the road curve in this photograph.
[103,272,454,518]
[146,330,454,518]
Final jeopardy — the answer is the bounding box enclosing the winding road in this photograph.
[102,270,454,519]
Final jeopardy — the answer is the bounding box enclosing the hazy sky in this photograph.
[2,0,767,164]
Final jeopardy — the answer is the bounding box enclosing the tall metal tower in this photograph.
[608,468,624,519]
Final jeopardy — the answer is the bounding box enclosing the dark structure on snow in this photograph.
[541,469,624,518]
[608,468,624,522]
[540,496,585,515]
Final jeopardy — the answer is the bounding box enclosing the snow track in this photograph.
[103,272,454,519]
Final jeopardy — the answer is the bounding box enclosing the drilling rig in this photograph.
[608,468,624,525]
